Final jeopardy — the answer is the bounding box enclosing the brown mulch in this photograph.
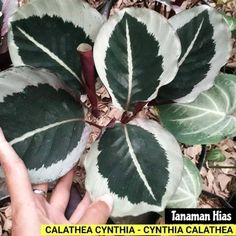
[227,39,236,68]
[184,140,236,208]
[0,206,11,236]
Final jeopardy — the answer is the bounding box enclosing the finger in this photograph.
[0,129,35,207]
[49,169,74,212]
[69,192,91,223]
[78,194,113,224]
[32,183,48,199]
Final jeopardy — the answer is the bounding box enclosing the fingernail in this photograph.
[96,194,113,212]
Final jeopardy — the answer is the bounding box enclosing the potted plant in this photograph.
[0,0,234,219]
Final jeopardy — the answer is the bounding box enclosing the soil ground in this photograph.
[0,0,235,234]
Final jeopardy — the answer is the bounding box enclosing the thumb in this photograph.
[0,128,34,206]
[0,128,21,165]
[78,194,113,224]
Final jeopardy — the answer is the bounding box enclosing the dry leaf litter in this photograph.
[0,0,236,234]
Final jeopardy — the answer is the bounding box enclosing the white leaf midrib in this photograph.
[175,104,225,116]
[16,27,82,85]
[214,84,230,112]
[171,111,209,122]
[125,20,133,110]
[124,125,156,201]
[181,116,225,135]
[205,116,234,138]
[201,92,219,111]
[178,19,204,67]
[10,118,83,145]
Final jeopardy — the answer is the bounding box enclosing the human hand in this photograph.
[0,128,113,236]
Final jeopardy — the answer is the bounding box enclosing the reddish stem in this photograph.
[77,43,99,118]
[121,102,147,124]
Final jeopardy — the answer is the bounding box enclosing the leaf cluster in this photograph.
[0,0,235,217]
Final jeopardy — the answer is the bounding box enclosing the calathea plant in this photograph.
[0,0,233,217]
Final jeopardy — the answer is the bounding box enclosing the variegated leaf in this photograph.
[221,13,236,38]
[159,74,236,145]
[85,118,183,216]
[94,8,181,111]
[8,0,103,92]
[157,6,232,103]
[167,156,202,208]
[0,67,90,183]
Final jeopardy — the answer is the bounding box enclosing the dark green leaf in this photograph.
[0,67,89,183]
[8,0,103,93]
[157,6,231,103]
[85,118,183,216]
[94,8,180,111]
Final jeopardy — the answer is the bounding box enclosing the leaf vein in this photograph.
[179,19,204,66]
[181,116,225,135]
[125,21,133,110]
[10,118,83,145]
[124,125,156,201]
[16,26,82,85]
